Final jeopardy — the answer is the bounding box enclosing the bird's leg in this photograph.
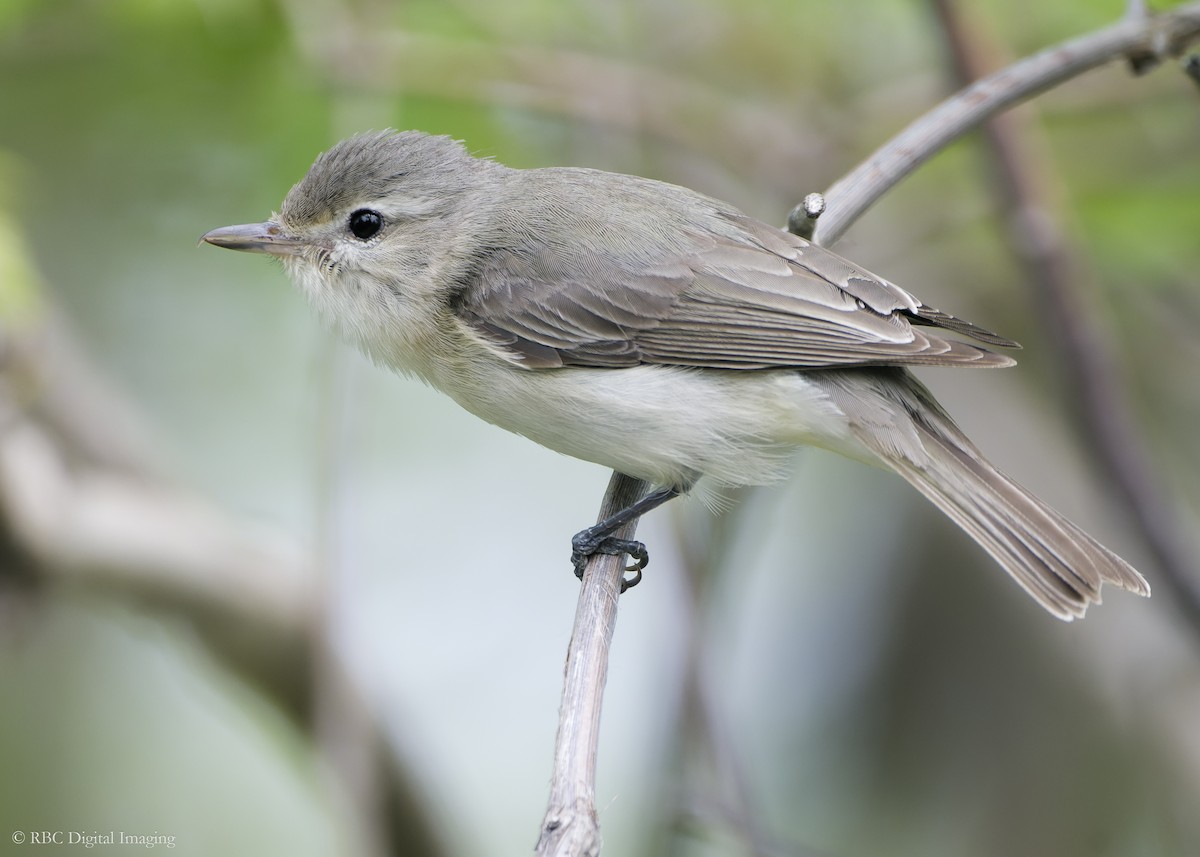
[571,485,682,592]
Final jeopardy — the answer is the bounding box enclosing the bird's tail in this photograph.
[815,369,1150,620]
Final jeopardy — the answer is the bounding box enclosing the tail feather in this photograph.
[888,423,1147,619]
[820,369,1150,620]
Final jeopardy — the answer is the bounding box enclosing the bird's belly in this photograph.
[437,361,854,489]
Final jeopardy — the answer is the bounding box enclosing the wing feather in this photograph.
[451,183,1017,371]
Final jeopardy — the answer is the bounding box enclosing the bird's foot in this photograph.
[571,531,648,593]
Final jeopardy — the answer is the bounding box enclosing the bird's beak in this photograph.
[201,221,308,257]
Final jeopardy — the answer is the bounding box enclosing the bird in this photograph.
[203,130,1149,620]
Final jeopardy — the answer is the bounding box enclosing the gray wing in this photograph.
[452,211,1018,371]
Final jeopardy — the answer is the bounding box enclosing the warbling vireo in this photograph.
[203,130,1149,620]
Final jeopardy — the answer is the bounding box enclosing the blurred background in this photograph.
[1,0,1198,854]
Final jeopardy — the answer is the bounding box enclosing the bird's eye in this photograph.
[348,209,383,240]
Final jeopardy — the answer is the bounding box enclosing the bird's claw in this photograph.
[571,534,649,593]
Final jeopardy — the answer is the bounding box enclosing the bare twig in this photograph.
[928,0,1200,625]
[806,2,1200,246]
[536,472,646,857]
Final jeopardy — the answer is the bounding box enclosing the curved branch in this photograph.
[806,2,1200,246]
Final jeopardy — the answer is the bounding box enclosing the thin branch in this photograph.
[928,0,1200,626]
[806,2,1200,246]
[536,473,646,857]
